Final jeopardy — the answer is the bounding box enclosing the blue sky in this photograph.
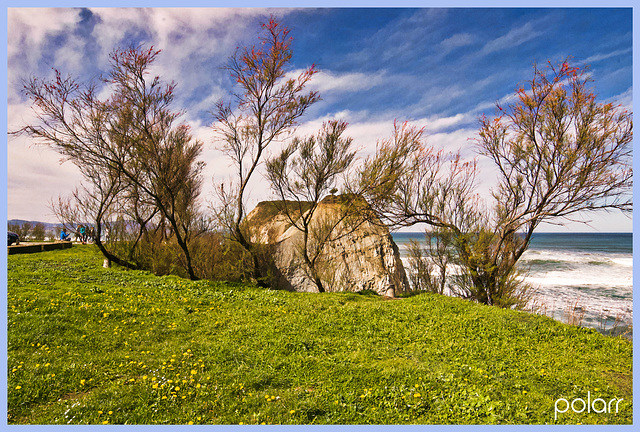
[6,6,634,232]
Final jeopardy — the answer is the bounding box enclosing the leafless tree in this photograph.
[211,17,320,282]
[15,46,205,279]
[361,60,632,308]
[265,120,357,292]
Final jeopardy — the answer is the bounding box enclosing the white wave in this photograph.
[521,249,633,268]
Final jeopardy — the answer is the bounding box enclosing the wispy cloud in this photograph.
[303,69,387,94]
[481,21,543,55]
[439,33,475,55]
[583,48,633,65]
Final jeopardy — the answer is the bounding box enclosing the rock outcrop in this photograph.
[245,196,409,296]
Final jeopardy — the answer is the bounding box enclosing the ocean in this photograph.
[392,232,633,331]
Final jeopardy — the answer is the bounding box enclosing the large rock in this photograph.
[245,196,409,296]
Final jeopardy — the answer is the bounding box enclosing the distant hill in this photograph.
[8,220,63,232]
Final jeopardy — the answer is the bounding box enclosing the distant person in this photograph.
[60,230,71,241]
[79,225,87,244]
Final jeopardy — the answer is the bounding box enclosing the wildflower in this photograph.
[102,420,109,425]
[290,410,295,414]
[414,393,421,398]
[80,380,86,386]
[191,370,197,375]
[108,411,113,415]
[98,411,103,415]
[188,421,194,425]
[15,386,22,390]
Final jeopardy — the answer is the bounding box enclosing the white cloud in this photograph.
[608,87,632,112]
[481,21,542,55]
[7,134,83,222]
[8,8,82,64]
[439,33,475,54]
[293,69,387,94]
[583,48,632,65]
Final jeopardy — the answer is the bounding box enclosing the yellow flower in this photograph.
[188,421,194,425]
[290,410,295,414]
[108,411,113,415]
[98,411,103,415]
[102,421,109,425]
[191,370,197,375]
[414,393,421,398]
[15,386,22,390]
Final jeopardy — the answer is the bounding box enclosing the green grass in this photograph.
[7,245,632,425]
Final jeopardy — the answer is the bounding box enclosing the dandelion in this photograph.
[108,411,113,415]
[414,393,421,398]
[188,421,194,425]
[15,386,22,390]
[98,411,103,415]
[191,370,197,375]
[289,410,295,414]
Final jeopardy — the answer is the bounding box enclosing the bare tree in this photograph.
[211,17,320,282]
[265,120,357,292]
[362,60,632,307]
[15,46,205,279]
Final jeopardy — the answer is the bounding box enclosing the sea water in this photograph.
[392,232,633,331]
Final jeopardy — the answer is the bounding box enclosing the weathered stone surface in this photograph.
[245,196,409,296]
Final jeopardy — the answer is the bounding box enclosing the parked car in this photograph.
[8,231,19,246]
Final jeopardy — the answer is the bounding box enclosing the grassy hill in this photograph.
[7,245,632,425]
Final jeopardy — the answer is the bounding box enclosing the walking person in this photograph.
[79,225,87,244]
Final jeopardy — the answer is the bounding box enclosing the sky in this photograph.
[5,5,634,232]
